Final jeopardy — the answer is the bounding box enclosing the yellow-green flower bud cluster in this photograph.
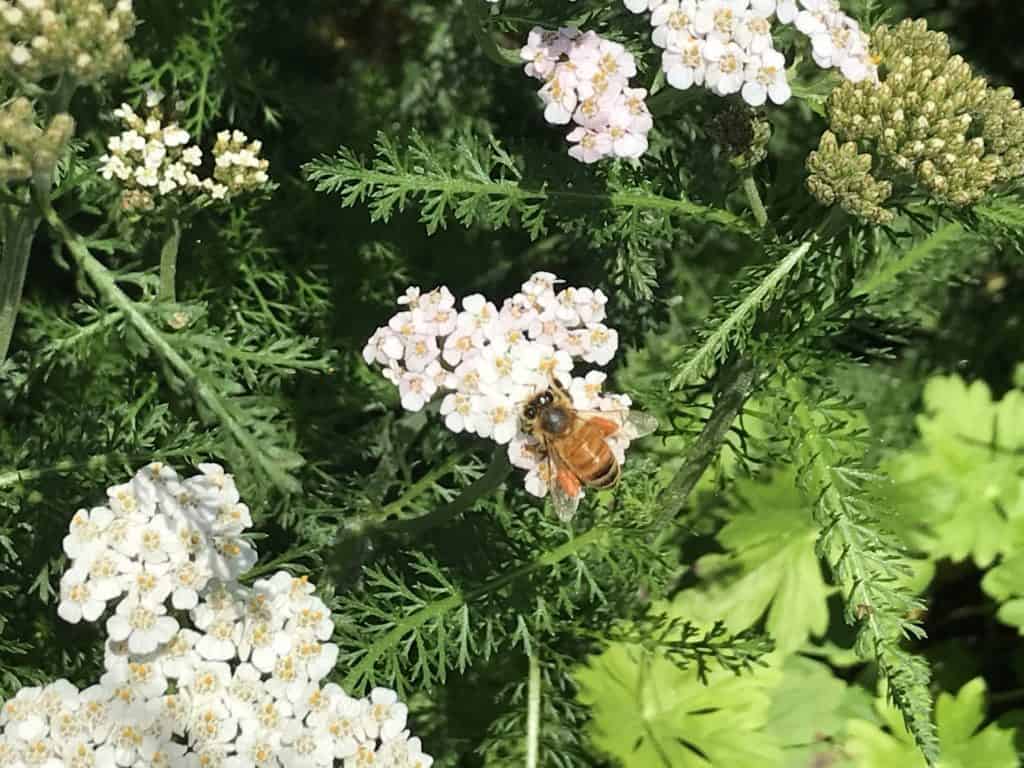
[821,19,1024,209]
[974,87,1024,183]
[0,0,135,85]
[807,131,894,224]
[0,96,73,181]
[212,130,270,195]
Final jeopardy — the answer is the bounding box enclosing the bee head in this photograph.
[522,389,569,435]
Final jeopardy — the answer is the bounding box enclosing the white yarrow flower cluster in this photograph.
[212,129,270,194]
[520,28,653,163]
[627,0,876,107]
[100,104,270,213]
[362,273,640,500]
[0,463,432,768]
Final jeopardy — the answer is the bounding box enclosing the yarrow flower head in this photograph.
[644,0,875,102]
[0,462,433,767]
[100,103,271,213]
[213,129,271,195]
[520,27,653,164]
[0,0,135,84]
[363,274,656,518]
[518,2,876,162]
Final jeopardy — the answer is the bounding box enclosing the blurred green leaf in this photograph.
[577,641,783,768]
[845,678,1019,768]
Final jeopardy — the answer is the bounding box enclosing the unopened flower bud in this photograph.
[0,0,136,85]
[816,18,1024,208]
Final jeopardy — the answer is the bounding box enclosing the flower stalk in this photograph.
[526,650,542,768]
[0,199,40,360]
[158,219,183,302]
[741,173,768,228]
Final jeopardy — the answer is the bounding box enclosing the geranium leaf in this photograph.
[576,642,783,768]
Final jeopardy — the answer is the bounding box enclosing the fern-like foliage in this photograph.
[773,371,938,763]
[333,461,684,695]
[304,131,755,240]
[42,210,331,497]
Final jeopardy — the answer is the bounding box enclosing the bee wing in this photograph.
[545,449,581,522]
[624,411,659,440]
[574,407,659,440]
[549,473,581,522]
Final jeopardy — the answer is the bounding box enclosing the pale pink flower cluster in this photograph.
[0,463,432,768]
[519,28,653,163]
[623,0,874,107]
[362,273,640,500]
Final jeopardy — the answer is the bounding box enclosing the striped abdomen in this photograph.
[554,421,620,489]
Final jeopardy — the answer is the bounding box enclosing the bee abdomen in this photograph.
[564,424,619,488]
[587,457,620,489]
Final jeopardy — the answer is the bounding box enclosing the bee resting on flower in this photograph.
[0,0,135,84]
[0,462,433,768]
[363,273,649,505]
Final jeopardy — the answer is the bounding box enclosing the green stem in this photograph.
[383,447,512,536]
[188,334,332,371]
[45,75,77,116]
[329,447,511,541]
[0,449,193,489]
[312,163,756,238]
[0,202,41,361]
[0,78,78,361]
[239,544,322,583]
[159,219,182,302]
[850,220,965,299]
[655,357,758,529]
[741,173,768,228]
[379,451,466,519]
[526,651,541,768]
[463,0,520,67]
[41,204,300,494]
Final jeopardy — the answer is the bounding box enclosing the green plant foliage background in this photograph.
[3,1,1024,767]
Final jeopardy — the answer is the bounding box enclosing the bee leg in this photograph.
[556,466,582,498]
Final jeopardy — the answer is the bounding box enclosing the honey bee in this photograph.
[520,379,658,520]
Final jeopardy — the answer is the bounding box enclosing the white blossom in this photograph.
[106,593,178,654]
[622,0,876,112]
[8,463,434,767]
[741,48,793,105]
[651,1,698,51]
